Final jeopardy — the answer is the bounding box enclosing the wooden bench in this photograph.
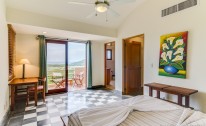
[145,83,198,108]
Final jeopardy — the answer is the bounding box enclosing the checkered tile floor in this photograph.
[7,90,128,126]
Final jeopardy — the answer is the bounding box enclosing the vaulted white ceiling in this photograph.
[6,0,146,29]
[12,23,115,42]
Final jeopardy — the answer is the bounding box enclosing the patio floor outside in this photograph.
[47,65,86,91]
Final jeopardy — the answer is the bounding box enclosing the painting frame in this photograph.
[159,31,188,79]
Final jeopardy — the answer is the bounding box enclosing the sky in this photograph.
[47,42,86,64]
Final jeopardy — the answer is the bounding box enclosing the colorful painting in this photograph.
[159,31,188,79]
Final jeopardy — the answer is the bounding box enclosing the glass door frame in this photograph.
[67,42,88,90]
[46,39,68,94]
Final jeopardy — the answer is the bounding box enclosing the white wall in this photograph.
[91,42,105,86]
[116,0,206,112]
[0,0,9,123]
[14,34,39,78]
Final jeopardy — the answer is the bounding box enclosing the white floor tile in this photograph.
[94,102,104,106]
[48,109,58,114]
[24,113,37,120]
[37,114,49,121]
[50,116,61,123]
[37,107,47,112]
[25,106,36,111]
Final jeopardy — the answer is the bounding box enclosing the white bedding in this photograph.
[78,96,179,126]
[76,95,206,126]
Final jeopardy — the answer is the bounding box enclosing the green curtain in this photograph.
[87,41,93,89]
[38,35,48,92]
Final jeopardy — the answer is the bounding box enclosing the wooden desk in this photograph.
[9,77,39,111]
[145,83,198,108]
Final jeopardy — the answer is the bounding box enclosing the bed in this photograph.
[63,95,206,126]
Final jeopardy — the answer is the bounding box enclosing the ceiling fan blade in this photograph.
[67,1,93,5]
[111,0,136,4]
[108,8,120,17]
[86,12,97,18]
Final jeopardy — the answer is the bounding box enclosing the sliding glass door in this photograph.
[46,40,68,93]
[46,40,87,93]
[68,42,86,91]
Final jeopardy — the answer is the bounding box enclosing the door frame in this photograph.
[68,42,88,90]
[104,42,115,89]
[122,34,144,95]
[46,39,68,94]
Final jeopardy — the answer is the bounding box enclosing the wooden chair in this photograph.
[26,77,46,106]
[51,72,64,88]
[73,72,84,87]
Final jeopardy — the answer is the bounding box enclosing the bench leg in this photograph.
[157,90,160,99]
[185,96,190,108]
[178,95,183,106]
[149,87,153,97]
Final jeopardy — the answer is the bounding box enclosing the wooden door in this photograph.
[106,68,111,85]
[124,41,141,95]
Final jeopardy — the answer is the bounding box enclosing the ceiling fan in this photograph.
[67,0,136,21]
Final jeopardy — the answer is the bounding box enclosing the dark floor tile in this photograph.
[37,104,46,108]
[37,119,51,126]
[7,115,23,126]
[37,111,48,116]
[24,109,36,115]
[22,117,37,125]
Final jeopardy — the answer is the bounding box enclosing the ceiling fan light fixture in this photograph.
[95,3,108,13]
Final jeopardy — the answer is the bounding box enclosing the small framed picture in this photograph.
[106,49,112,60]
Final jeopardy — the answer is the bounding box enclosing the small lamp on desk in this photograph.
[19,59,30,79]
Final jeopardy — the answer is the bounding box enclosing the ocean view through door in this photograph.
[47,40,86,93]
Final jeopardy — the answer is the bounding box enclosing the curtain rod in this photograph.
[45,37,88,43]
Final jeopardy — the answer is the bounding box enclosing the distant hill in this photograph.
[69,59,85,66]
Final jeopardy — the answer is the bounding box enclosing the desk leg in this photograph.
[11,86,15,111]
[34,83,38,106]
[149,87,153,97]
[185,96,190,108]
[157,90,160,99]
[178,95,183,106]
